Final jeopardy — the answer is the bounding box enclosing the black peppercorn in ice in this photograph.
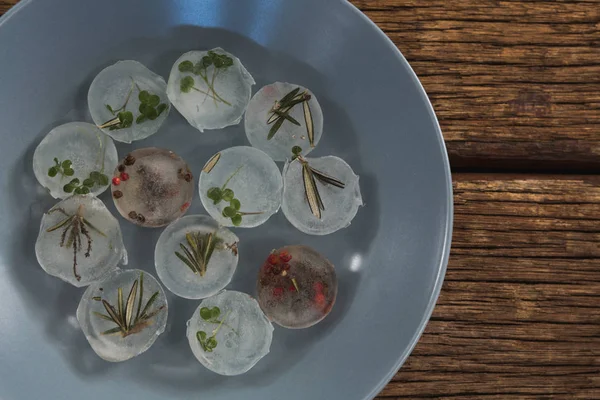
[111,148,194,227]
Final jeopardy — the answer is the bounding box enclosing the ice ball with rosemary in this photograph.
[245,82,323,162]
[257,245,337,329]
[199,146,283,228]
[35,195,127,287]
[88,60,170,143]
[166,48,255,132]
[111,148,194,228]
[155,214,239,299]
[32,122,118,199]
[187,290,273,375]
[77,269,168,362]
[281,155,363,235]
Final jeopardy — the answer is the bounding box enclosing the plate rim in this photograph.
[0,0,453,398]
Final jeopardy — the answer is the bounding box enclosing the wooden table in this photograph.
[2,0,599,398]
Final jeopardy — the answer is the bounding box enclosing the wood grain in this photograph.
[352,0,600,172]
[381,175,600,399]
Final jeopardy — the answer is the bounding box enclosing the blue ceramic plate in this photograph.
[0,1,452,399]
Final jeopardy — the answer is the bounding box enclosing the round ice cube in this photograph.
[111,148,194,228]
[281,155,363,235]
[32,122,118,199]
[198,146,282,228]
[88,60,170,143]
[155,215,239,299]
[245,82,323,162]
[186,290,273,375]
[35,195,127,287]
[77,269,168,362]
[166,48,255,132]
[256,245,337,329]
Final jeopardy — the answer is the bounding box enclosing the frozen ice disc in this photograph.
[77,269,168,362]
[186,290,273,375]
[35,195,127,287]
[166,48,255,132]
[198,146,282,228]
[245,82,323,162]
[256,245,337,329]
[111,148,194,228]
[282,155,363,235]
[32,122,118,199]
[155,215,239,299]
[88,60,170,143]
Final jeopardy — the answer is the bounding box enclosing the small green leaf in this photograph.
[62,160,72,168]
[64,184,74,193]
[118,111,133,128]
[231,214,242,226]
[199,331,207,341]
[146,107,159,120]
[201,56,212,68]
[74,187,84,195]
[138,90,150,103]
[136,114,147,124]
[210,307,220,319]
[223,206,237,218]
[83,178,95,188]
[178,60,194,72]
[90,171,101,181]
[222,188,234,202]
[292,146,302,155]
[230,198,241,211]
[148,94,160,107]
[63,168,75,176]
[200,307,212,321]
[267,117,285,140]
[69,178,80,185]
[207,337,217,348]
[156,103,168,116]
[48,167,58,177]
[98,174,109,186]
[180,76,194,93]
[207,187,222,203]
[54,157,60,164]
[214,57,224,68]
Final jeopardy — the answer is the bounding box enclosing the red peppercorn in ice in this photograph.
[256,245,337,329]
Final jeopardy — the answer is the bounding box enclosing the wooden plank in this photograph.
[377,175,600,399]
[351,0,600,172]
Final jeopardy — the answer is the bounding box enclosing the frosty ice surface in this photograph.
[245,82,323,162]
[155,214,239,299]
[166,48,255,132]
[111,148,194,228]
[198,146,282,228]
[77,269,168,362]
[186,290,273,375]
[35,195,127,287]
[88,60,170,143]
[281,155,363,235]
[32,122,118,199]
[257,245,337,329]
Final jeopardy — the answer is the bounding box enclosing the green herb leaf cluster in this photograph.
[177,51,233,106]
[48,158,74,178]
[136,90,168,124]
[63,170,109,194]
[196,306,237,353]
[206,165,244,226]
[174,232,222,276]
[291,146,303,160]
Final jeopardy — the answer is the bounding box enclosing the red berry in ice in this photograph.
[112,177,121,186]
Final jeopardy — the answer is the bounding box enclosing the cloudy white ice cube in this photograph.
[35,195,127,287]
[199,146,283,228]
[186,290,273,375]
[245,82,323,162]
[167,48,255,132]
[77,269,168,362]
[155,214,239,299]
[282,155,363,235]
[32,122,118,199]
[88,60,170,143]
